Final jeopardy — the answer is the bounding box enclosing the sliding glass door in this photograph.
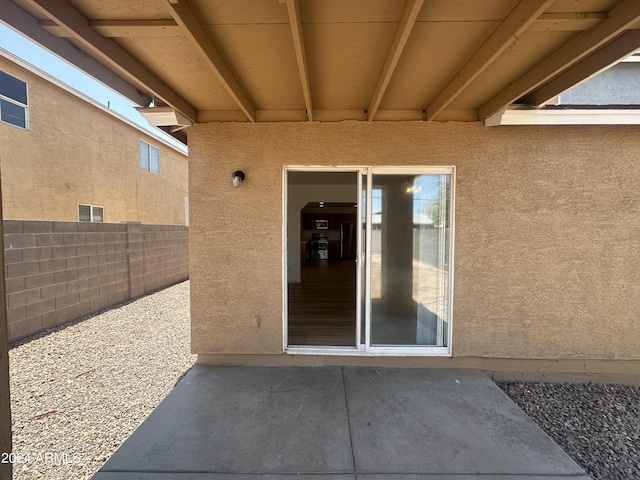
[363,169,453,351]
[285,167,453,354]
[358,172,368,347]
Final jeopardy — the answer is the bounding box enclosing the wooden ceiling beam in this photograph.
[521,29,640,105]
[285,0,313,121]
[41,19,181,37]
[18,0,196,120]
[38,11,618,37]
[39,12,616,38]
[165,0,255,122]
[367,0,423,122]
[478,0,640,120]
[530,12,608,31]
[426,0,554,121]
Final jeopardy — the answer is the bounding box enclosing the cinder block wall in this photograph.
[4,221,189,342]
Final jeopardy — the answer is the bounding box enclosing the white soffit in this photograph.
[136,106,193,127]
[485,108,640,126]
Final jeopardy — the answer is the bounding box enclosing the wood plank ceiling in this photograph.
[4,0,640,126]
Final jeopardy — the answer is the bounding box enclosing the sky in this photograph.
[369,174,449,225]
[0,22,187,153]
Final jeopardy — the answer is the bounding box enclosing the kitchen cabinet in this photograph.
[302,213,356,230]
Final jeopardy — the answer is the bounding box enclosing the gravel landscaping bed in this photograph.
[9,280,196,480]
[501,382,640,480]
[9,282,639,480]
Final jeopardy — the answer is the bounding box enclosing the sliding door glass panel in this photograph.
[370,173,451,347]
[359,173,368,346]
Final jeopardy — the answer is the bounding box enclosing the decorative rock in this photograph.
[9,281,195,480]
[501,382,640,480]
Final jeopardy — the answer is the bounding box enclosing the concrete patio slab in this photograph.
[345,368,586,476]
[94,475,355,480]
[96,366,353,475]
[94,366,589,479]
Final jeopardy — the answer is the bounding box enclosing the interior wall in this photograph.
[287,183,357,283]
[188,120,640,364]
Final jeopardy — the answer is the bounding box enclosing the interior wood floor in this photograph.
[288,260,357,346]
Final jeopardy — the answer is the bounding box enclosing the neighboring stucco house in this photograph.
[1,0,639,398]
[0,49,189,225]
[0,49,190,343]
[559,52,640,105]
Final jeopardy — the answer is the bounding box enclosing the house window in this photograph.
[140,140,160,174]
[0,70,28,129]
[79,204,104,223]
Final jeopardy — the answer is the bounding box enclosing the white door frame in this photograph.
[283,166,455,356]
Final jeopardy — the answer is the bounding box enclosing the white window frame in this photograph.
[78,204,104,223]
[0,70,29,130]
[139,140,160,174]
[282,166,456,357]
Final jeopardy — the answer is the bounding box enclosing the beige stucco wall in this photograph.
[189,121,640,367]
[0,56,188,225]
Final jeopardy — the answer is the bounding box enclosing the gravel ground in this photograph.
[9,280,196,480]
[501,382,640,480]
[8,282,639,480]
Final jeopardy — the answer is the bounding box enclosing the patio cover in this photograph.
[2,0,640,135]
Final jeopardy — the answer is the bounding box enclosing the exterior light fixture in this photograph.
[319,201,325,208]
[232,170,245,188]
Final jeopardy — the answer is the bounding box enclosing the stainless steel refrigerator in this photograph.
[340,221,356,259]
